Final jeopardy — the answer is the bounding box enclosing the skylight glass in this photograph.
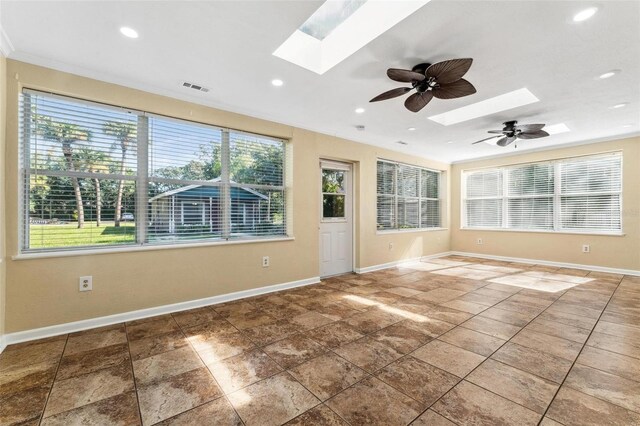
[299,0,367,41]
[274,0,431,74]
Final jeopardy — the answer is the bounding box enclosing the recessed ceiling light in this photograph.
[611,103,628,109]
[271,79,284,87]
[428,88,539,126]
[599,70,619,79]
[273,0,431,74]
[407,127,416,131]
[120,27,139,39]
[545,123,570,135]
[573,7,598,22]
[355,107,365,114]
[446,140,454,144]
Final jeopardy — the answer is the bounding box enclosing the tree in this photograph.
[78,148,109,227]
[35,116,91,228]
[103,121,136,227]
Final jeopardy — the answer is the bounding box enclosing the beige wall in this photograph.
[0,54,6,342]
[450,138,640,271]
[3,60,450,333]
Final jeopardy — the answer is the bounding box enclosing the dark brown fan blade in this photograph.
[404,91,434,112]
[426,58,473,84]
[369,87,412,102]
[488,130,505,134]
[516,124,545,133]
[432,79,476,99]
[472,136,500,145]
[518,130,550,139]
[387,68,425,83]
[497,136,517,147]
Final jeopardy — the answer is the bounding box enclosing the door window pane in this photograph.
[322,170,345,193]
[323,194,345,218]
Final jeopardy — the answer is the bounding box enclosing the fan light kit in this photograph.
[472,121,550,147]
[370,58,476,113]
[573,7,598,22]
[120,27,139,39]
[271,79,284,87]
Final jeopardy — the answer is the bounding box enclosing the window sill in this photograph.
[377,228,448,235]
[12,236,295,261]
[459,228,625,237]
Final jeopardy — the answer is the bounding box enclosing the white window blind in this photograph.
[20,90,288,252]
[462,152,622,233]
[377,160,441,230]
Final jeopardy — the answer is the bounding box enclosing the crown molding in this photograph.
[0,12,15,56]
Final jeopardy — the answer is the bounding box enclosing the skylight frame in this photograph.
[273,0,431,75]
[428,88,540,126]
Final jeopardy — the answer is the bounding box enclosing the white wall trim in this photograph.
[1,276,319,351]
[355,251,453,274]
[451,251,640,277]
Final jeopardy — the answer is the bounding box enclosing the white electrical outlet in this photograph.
[262,256,270,267]
[477,238,483,245]
[582,244,591,253]
[389,242,394,250]
[79,276,92,292]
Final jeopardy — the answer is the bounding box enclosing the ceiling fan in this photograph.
[370,58,476,113]
[472,121,550,147]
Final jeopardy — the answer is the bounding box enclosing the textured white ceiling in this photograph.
[2,0,639,163]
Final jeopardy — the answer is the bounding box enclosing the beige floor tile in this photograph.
[40,391,140,426]
[370,322,432,354]
[510,329,583,361]
[285,404,348,425]
[57,343,130,380]
[478,306,537,326]
[491,342,573,384]
[564,364,640,412]
[460,316,521,340]
[439,327,506,356]
[333,336,404,373]
[64,327,127,355]
[432,380,540,426]
[306,321,363,348]
[289,352,366,401]
[525,318,591,344]
[577,345,640,382]
[263,334,326,369]
[228,372,319,426]
[411,409,457,425]
[155,397,242,425]
[467,359,558,413]
[137,367,222,425]
[133,346,204,386]
[0,384,50,425]
[207,348,282,394]
[376,356,459,407]
[412,340,485,378]
[546,386,640,426]
[326,376,420,425]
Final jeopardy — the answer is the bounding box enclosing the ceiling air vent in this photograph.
[396,141,408,145]
[182,82,210,93]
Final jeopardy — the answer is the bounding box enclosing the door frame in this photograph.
[319,159,356,278]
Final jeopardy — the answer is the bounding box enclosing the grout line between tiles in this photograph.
[37,334,69,425]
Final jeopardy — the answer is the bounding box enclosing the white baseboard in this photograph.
[1,276,320,351]
[451,251,640,276]
[355,251,453,274]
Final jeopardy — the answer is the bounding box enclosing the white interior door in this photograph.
[319,161,353,277]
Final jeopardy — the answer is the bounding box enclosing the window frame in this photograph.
[376,159,444,233]
[461,152,624,235]
[19,89,290,255]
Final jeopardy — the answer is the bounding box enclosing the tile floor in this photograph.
[1,255,639,425]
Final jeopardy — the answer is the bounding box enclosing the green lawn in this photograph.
[29,222,136,249]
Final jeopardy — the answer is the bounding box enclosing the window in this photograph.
[376,160,442,231]
[20,90,288,252]
[462,152,622,233]
[322,169,346,219]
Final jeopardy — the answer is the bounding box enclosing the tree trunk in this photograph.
[63,145,84,228]
[114,147,126,227]
[95,179,101,227]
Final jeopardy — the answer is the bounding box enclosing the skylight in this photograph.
[428,88,540,126]
[273,0,431,74]
[299,0,367,41]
